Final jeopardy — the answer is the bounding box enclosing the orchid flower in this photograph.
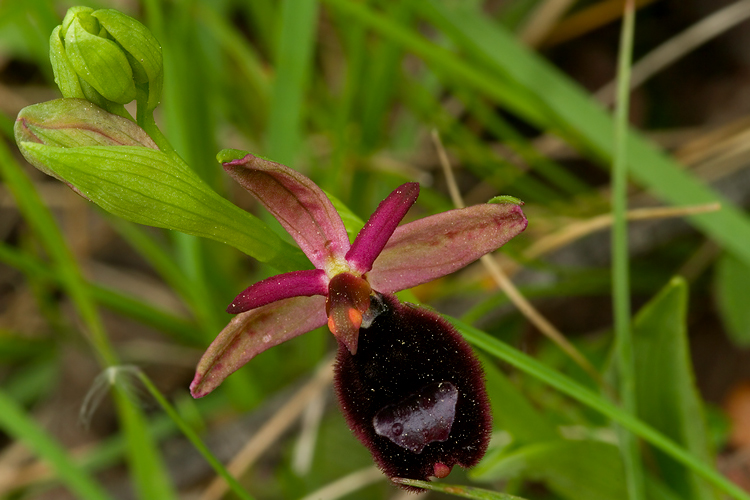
[186,152,528,487]
[190,153,528,399]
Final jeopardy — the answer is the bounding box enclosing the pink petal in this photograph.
[190,295,327,398]
[368,203,527,293]
[223,153,350,269]
[345,183,419,273]
[226,269,328,314]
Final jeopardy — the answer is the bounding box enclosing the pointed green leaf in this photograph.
[60,6,97,37]
[450,316,749,500]
[633,277,718,500]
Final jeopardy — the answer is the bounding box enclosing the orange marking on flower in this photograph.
[348,308,363,329]
[327,316,337,336]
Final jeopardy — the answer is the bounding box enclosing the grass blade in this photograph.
[419,1,750,269]
[394,477,530,499]
[611,2,645,499]
[137,372,255,500]
[267,0,320,164]
[324,0,750,269]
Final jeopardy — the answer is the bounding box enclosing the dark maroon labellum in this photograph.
[334,294,491,490]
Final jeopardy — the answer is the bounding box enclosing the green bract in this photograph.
[14,99,305,272]
[50,6,163,114]
[15,98,157,192]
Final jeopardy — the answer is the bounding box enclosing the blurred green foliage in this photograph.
[0,0,747,499]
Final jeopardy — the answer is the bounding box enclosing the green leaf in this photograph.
[16,143,307,271]
[472,440,627,500]
[633,277,718,500]
[449,316,750,500]
[715,253,750,346]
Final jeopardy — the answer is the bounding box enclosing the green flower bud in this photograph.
[60,6,100,37]
[50,6,163,114]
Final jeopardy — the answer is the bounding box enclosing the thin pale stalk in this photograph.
[523,203,722,261]
[595,0,750,106]
[299,467,384,500]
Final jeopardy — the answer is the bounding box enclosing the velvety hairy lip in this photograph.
[334,294,491,490]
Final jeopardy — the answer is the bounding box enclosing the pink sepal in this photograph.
[368,203,527,293]
[223,153,351,269]
[190,295,327,398]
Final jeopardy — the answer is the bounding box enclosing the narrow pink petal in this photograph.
[226,269,328,314]
[223,153,350,269]
[190,296,327,398]
[368,203,528,293]
[345,183,419,273]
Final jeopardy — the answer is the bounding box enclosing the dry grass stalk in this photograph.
[431,130,604,385]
